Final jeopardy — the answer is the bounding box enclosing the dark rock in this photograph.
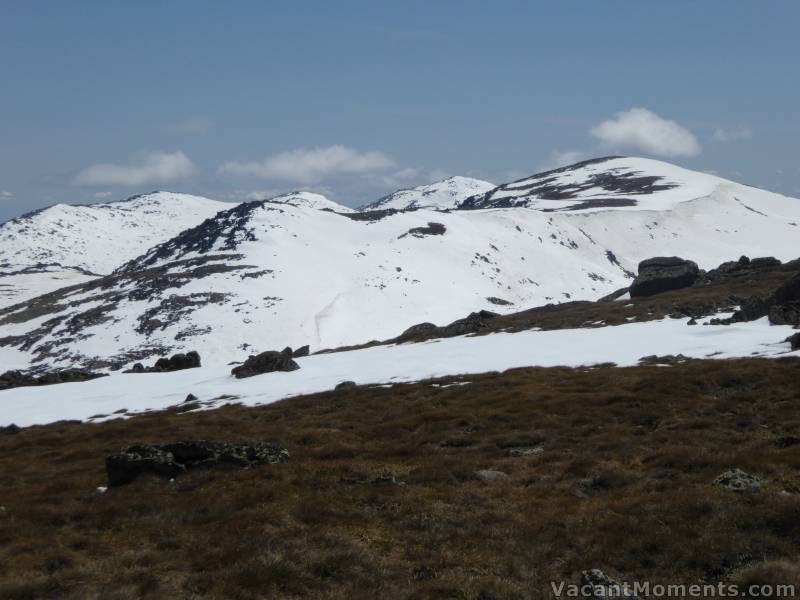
[787,332,800,351]
[781,258,800,272]
[231,348,299,379]
[704,255,782,282]
[770,305,800,326]
[486,296,513,306]
[441,310,499,336]
[766,274,800,326]
[106,440,289,487]
[124,351,201,374]
[629,256,700,297]
[0,424,21,435]
[399,322,438,339]
[335,381,357,390]
[399,222,446,238]
[184,393,198,403]
[687,318,697,326]
[292,345,310,358]
[0,368,106,391]
[774,273,800,305]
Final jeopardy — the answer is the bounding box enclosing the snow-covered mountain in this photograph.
[0,191,234,309]
[1,156,798,373]
[360,176,494,211]
[461,156,746,212]
[264,191,355,213]
[0,191,233,273]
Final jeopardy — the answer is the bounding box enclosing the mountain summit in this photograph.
[360,176,495,211]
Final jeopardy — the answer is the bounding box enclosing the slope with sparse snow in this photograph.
[360,176,495,211]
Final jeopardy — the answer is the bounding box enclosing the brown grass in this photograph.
[1,358,800,598]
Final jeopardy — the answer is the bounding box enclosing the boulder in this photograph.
[713,468,763,493]
[398,322,438,339]
[629,257,700,298]
[124,351,201,373]
[773,273,800,305]
[106,440,289,487]
[767,274,800,326]
[335,380,357,390]
[231,348,299,379]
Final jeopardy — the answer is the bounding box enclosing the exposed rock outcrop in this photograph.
[106,440,289,487]
[0,368,106,391]
[629,257,700,298]
[125,351,201,374]
[769,273,800,326]
[713,468,763,493]
[703,255,782,282]
[231,348,299,379]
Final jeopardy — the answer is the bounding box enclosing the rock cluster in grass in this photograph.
[713,468,763,493]
[105,439,289,487]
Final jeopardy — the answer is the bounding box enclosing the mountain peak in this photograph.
[266,191,354,213]
[459,156,740,213]
[360,176,495,211]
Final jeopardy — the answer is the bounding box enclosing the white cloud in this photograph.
[218,145,396,184]
[73,151,197,187]
[0,190,14,199]
[537,150,588,171]
[590,108,701,158]
[173,117,214,134]
[93,191,113,199]
[712,126,752,143]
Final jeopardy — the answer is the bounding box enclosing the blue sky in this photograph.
[1,1,798,221]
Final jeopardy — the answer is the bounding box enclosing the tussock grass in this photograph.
[1,358,800,598]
